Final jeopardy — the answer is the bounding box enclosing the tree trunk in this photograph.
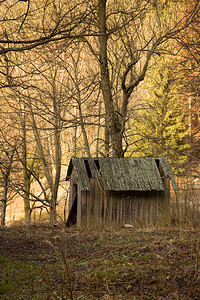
[0,143,17,227]
[1,199,6,227]
[72,107,77,156]
[24,185,31,225]
[23,160,31,225]
[1,184,8,227]
[96,102,101,157]
[21,106,31,225]
[49,196,57,226]
[98,0,123,157]
[77,102,91,157]
[104,126,109,157]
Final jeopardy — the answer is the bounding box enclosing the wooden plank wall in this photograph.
[76,178,170,227]
[79,178,104,227]
[105,190,170,227]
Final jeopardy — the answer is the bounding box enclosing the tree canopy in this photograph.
[0,0,199,225]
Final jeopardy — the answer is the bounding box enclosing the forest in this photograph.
[0,0,199,227]
[0,1,200,299]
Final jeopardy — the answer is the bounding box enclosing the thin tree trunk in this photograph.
[52,76,62,225]
[50,197,57,226]
[24,182,31,225]
[29,105,56,225]
[77,103,91,157]
[1,197,7,227]
[0,144,16,227]
[21,112,31,225]
[96,101,102,157]
[72,107,77,156]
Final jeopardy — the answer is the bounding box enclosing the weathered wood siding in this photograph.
[73,178,170,227]
[104,190,169,227]
[79,179,104,227]
[68,165,171,228]
[67,157,177,227]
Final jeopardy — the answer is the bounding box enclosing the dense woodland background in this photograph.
[0,0,199,227]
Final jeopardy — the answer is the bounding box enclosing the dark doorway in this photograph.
[66,184,77,226]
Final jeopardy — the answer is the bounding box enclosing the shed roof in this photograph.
[66,157,178,191]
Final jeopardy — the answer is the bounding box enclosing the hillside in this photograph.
[0,225,199,299]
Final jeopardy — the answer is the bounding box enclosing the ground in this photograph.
[0,225,199,300]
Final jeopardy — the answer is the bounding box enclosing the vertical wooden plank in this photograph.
[125,195,128,224]
[125,196,128,225]
[104,191,109,225]
[77,185,82,228]
[115,195,117,226]
[143,193,147,226]
[90,179,95,226]
[86,189,90,227]
[127,194,130,224]
[138,193,142,226]
[120,193,123,225]
[133,193,137,225]
[114,193,117,225]
[116,193,119,226]
[157,191,162,225]
[87,179,93,227]
[149,194,153,225]
[83,191,88,227]
[153,193,157,225]
[142,193,145,226]
[137,193,141,226]
[99,181,104,226]
[94,179,99,225]
[146,194,149,225]
[110,192,114,226]
[153,193,156,225]
[129,196,132,225]
[134,195,137,225]
[109,192,113,225]
[160,190,170,225]
[152,193,155,225]
[119,195,122,226]
[136,195,139,226]
[157,191,161,225]
[130,194,133,224]
[94,179,101,226]
[155,192,159,225]
[130,193,136,225]
[86,191,89,227]
[109,191,112,225]
[124,194,127,225]
[147,193,151,226]
[154,192,157,225]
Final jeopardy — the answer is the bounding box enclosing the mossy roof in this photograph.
[66,157,178,191]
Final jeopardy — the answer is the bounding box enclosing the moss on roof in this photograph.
[66,157,178,191]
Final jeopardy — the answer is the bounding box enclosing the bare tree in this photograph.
[0,130,18,227]
[0,0,96,54]
[88,0,200,157]
[0,0,199,227]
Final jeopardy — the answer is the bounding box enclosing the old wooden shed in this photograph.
[66,157,178,227]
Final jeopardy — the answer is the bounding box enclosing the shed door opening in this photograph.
[66,184,77,226]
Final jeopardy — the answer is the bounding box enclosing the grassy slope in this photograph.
[0,225,199,300]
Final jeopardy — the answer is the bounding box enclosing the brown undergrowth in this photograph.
[0,225,199,299]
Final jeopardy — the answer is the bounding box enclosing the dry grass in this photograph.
[0,225,199,299]
[170,176,200,229]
